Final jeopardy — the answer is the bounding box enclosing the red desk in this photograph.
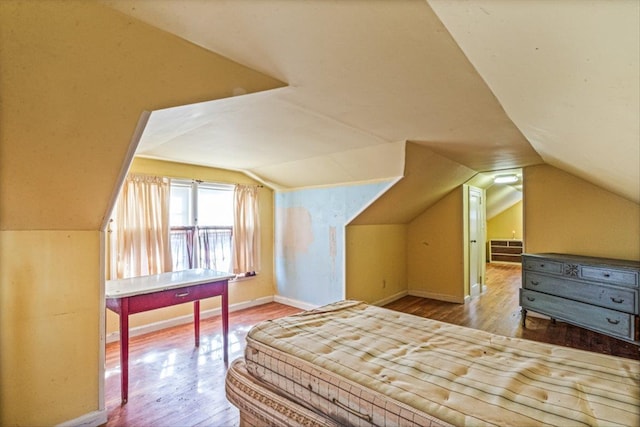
[106,269,235,403]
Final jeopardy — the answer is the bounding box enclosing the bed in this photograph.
[225,300,639,426]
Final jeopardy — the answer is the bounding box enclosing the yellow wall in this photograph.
[349,163,639,307]
[407,187,465,303]
[487,200,523,240]
[105,158,276,335]
[0,231,100,426]
[0,0,283,232]
[524,164,640,260]
[345,224,407,304]
[0,1,283,425]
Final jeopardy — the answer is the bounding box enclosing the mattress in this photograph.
[244,300,640,427]
[226,358,340,427]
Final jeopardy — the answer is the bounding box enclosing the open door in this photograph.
[467,186,485,297]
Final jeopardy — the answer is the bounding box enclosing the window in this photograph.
[109,175,260,280]
[170,180,234,273]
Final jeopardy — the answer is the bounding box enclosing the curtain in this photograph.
[199,226,233,272]
[170,226,196,270]
[111,174,172,279]
[232,184,261,274]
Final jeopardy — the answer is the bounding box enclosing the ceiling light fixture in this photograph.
[494,174,519,184]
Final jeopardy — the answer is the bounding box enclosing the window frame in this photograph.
[169,179,236,274]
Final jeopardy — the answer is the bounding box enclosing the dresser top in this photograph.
[524,253,640,270]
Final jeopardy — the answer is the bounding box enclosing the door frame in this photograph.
[463,184,486,299]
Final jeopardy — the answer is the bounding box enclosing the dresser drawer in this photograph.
[523,258,563,275]
[523,272,638,314]
[580,266,638,288]
[520,289,634,341]
[126,281,227,314]
[492,254,522,263]
[492,240,522,247]
[493,246,522,255]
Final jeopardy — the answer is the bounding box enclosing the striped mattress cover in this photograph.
[243,300,640,427]
[226,357,341,427]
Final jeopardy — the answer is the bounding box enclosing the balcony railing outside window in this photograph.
[170,226,232,273]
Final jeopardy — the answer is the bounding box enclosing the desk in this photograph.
[106,269,235,403]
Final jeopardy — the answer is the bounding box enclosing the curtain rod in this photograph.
[193,179,263,188]
[128,172,265,188]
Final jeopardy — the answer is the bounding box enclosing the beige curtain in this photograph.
[111,174,172,279]
[232,184,261,274]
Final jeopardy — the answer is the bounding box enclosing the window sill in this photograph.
[230,273,258,283]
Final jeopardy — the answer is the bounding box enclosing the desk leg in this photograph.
[194,300,200,347]
[222,283,228,363]
[119,298,129,404]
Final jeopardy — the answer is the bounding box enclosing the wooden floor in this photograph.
[385,263,639,360]
[104,263,638,426]
[104,302,302,427]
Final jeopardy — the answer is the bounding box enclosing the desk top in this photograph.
[106,269,235,299]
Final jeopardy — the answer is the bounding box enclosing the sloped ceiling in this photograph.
[429,0,639,203]
[104,0,638,205]
[351,143,477,225]
[0,0,283,230]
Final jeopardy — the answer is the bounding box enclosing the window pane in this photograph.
[197,186,233,226]
[171,227,195,271]
[198,227,232,272]
[170,184,192,226]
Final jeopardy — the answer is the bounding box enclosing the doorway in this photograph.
[464,169,523,300]
[484,169,524,290]
[468,186,483,297]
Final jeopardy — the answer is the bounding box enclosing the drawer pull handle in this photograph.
[603,273,611,278]
[610,297,624,304]
[606,318,620,325]
[526,296,535,302]
[539,264,545,268]
[176,292,190,298]
[530,281,539,286]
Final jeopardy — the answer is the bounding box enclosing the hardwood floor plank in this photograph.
[104,264,638,426]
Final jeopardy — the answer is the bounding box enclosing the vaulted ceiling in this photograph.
[103,0,639,205]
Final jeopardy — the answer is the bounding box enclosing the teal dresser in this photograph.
[521,253,640,343]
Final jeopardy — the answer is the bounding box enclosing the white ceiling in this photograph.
[104,0,639,203]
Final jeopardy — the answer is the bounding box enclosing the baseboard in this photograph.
[408,289,464,304]
[272,295,318,311]
[370,290,408,307]
[106,296,274,343]
[57,409,107,427]
[470,283,481,297]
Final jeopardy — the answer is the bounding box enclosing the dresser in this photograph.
[489,239,523,263]
[520,253,640,343]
